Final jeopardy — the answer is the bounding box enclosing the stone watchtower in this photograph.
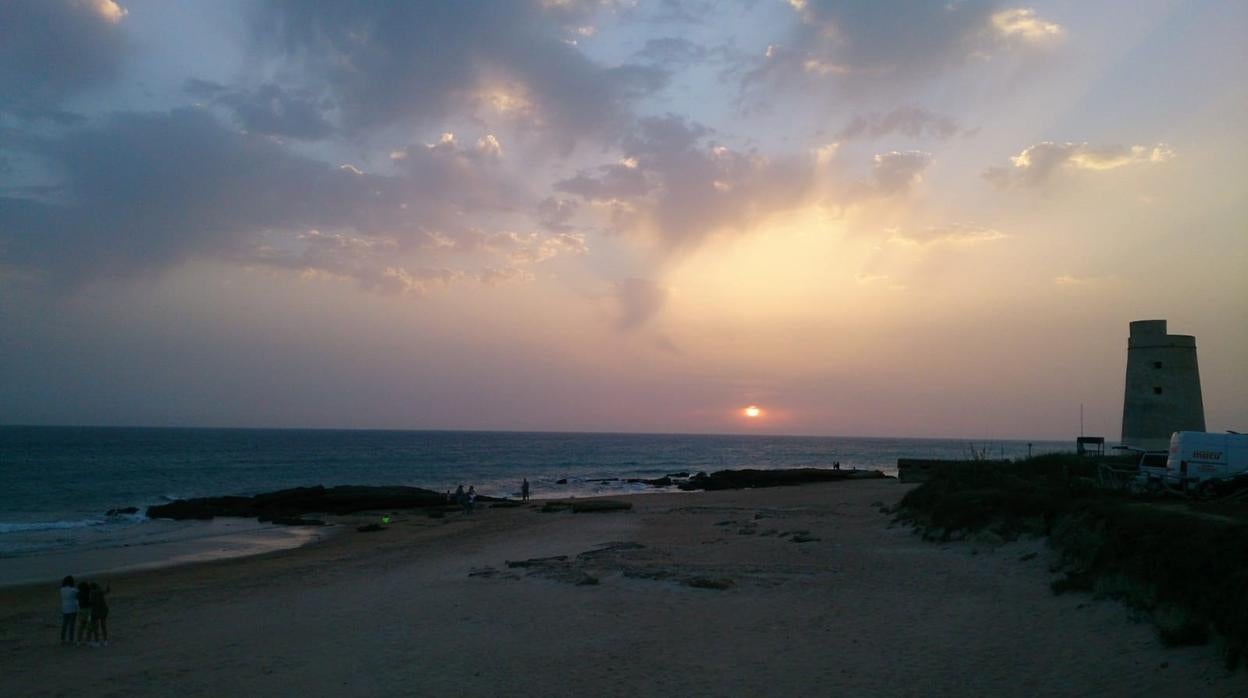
[1121,320,1205,451]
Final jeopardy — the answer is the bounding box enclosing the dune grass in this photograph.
[896,454,1248,667]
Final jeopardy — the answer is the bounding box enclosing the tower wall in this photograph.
[1121,319,1205,451]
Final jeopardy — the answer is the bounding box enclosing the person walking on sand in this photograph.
[521,478,530,502]
[59,576,78,645]
[454,484,465,510]
[89,582,110,646]
[466,486,477,514]
[75,581,92,645]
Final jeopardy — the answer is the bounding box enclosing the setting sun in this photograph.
[744,405,762,418]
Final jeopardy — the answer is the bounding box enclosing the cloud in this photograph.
[747,2,1062,95]
[615,277,668,330]
[991,8,1063,42]
[836,107,962,141]
[556,161,650,201]
[555,115,814,248]
[870,151,933,196]
[762,1,997,80]
[887,223,1006,246]
[185,80,335,141]
[536,197,581,233]
[249,1,667,144]
[855,272,890,284]
[0,0,129,112]
[984,141,1175,188]
[0,108,573,295]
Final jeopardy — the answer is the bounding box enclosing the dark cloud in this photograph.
[746,1,1059,95]
[250,1,667,144]
[615,277,668,330]
[0,109,572,293]
[186,79,335,140]
[0,0,128,112]
[870,150,933,195]
[790,0,998,75]
[556,162,650,201]
[2,108,386,282]
[536,197,580,233]
[555,115,813,248]
[836,107,962,141]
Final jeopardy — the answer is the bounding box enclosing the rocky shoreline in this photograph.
[143,467,890,523]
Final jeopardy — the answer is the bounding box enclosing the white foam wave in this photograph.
[0,519,107,534]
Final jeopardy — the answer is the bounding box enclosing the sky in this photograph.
[1,0,1244,439]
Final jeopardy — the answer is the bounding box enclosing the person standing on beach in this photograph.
[89,582,110,647]
[466,486,477,514]
[59,576,78,645]
[75,581,92,645]
[454,484,465,510]
[521,478,530,502]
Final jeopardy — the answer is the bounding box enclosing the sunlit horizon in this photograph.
[1,1,1244,441]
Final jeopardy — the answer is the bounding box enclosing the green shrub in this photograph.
[898,454,1248,667]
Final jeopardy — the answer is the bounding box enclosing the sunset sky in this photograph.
[1,1,1244,439]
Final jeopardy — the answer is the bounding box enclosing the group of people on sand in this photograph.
[446,479,532,514]
[59,576,111,647]
[451,484,477,514]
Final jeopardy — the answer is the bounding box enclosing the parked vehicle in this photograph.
[1166,431,1248,493]
[1135,450,1170,491]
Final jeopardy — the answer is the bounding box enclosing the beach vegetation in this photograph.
[897,453,1248,668]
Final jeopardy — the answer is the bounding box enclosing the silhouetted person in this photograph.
[466,486,477,514]
[89,582,110,646]
[454,485,465,510]
[521,478,530,502]
[59,576,78,645]
[75,581,92,645]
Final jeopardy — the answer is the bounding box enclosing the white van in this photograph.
[1166,431,1248,488]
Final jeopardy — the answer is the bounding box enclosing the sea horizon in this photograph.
[0,422,1079,444]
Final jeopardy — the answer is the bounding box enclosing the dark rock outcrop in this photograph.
[540,500,632,513]
[146,485,503,522]
[570,500,632,513]
[627,476,674,487]
[677,467,887,491]
[685,576,733,590]
[105,507,140,516]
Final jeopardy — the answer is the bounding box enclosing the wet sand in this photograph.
[0,518,329,588]
[1,481,1242,696]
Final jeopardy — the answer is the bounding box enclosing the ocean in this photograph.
[0,426,1070,559]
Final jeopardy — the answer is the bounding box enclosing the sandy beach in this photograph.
[1,480,1243,697]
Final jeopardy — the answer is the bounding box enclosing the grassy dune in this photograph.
[896,454,1248,667]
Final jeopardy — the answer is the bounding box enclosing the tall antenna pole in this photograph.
[1080,403,1084,437]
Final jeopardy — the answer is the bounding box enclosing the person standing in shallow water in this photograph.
[521,478,530,502]
[59,576,78,645]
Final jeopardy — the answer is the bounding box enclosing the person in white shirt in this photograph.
[59,576,78,645]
